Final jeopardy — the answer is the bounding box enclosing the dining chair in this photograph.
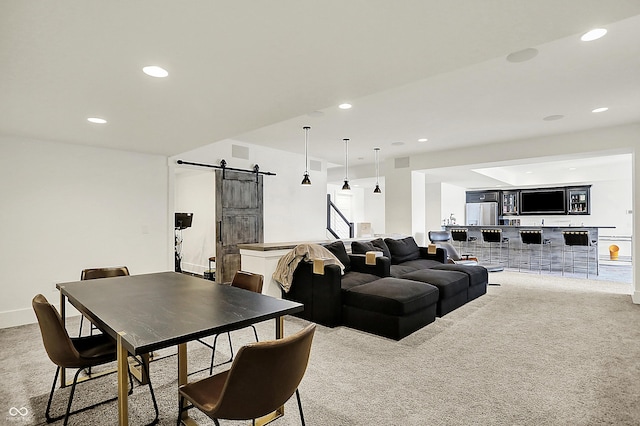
[32,294,159,425]
[206,271,264,374]
[78,266,130,337]
[178,324,316,426]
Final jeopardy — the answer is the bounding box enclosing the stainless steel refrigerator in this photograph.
[466,202,498,226]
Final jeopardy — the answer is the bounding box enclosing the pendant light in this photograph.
[301,126,311,185]
[373,147,382,193]
[342,138,351,190]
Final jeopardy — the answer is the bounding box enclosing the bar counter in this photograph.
[443,225,614,274]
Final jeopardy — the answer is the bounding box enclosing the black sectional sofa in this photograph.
[283,236,488,340]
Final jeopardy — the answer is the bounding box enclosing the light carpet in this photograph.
[2,271,639,425]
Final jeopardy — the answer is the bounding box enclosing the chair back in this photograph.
[428,230,451,243]
[32,294,80,368]
[212,324,316,420]
[481,229,503,243]
[520,230,543,245]
[562,231,590,246]
[81,266,130,280]
[450,228,469,242]
[231,271,264,294]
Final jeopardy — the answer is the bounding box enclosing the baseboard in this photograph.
[632,291,640,305]
[0,307,37,329]
[1,302,81,329]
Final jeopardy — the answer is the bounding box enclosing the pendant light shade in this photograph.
[373,147,382,193]
[301,126,311,185]
[342,138,350,190]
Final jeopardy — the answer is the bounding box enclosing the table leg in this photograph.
[255,316,285,426]
[178,343,199,425]
[117,333,129,426]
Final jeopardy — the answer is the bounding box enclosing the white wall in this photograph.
[175,171,216,275]
[174,139,328,243]
[0,136,170,328]
[363,179,385,235]
[411,171,426,245]
[440,182,466,227]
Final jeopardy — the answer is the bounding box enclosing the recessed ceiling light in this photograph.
[418,138,428,142]
[543,114,565,121]
[581,28,607,42]
[592,107,609,113]
[338,103,352,110]
[143,65,169,78]
[87,117,107,124]
[506,48,539,63]
[391,141,404,146]
[525,171,533,174]
[569,167,577,171]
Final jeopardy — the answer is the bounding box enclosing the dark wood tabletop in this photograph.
[57,271,303,355]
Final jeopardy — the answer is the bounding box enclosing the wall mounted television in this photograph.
[520,189,566,215]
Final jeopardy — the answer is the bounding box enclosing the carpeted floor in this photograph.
[2,271,639,425]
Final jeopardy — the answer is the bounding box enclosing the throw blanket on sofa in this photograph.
[273,243,345,293]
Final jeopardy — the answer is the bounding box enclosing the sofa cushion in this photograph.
[324,241,351,273]
[351,238,391,259]
[384,237,421,264]
[340,271,381,292]
[401,269,468,299]
[431,264,488,288]
[389,258,444,278]
[343,277,439,316]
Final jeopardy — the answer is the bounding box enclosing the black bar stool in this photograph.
[481,229,510,267]
[451,228,477,255]
[519,230,551,274]
[562,231,598,277]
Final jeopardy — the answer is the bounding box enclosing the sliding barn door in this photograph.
[215,169,263,283]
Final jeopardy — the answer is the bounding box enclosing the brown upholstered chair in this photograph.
[178,324,316,426]
[33,294,158,425]
[206,271,265,374]
[78,266,130,337]
[33,294,121,424]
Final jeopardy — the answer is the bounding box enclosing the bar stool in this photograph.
[519,230,551,274]
[481,229,510,267]
[451,228,477,255]
[562,231,598,277]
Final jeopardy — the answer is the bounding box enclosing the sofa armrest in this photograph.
[418,246,446,264]
[349,254,391,277]
[312,264,343,327]
[284,260,343,327]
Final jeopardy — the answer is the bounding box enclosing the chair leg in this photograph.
[209,332,233,375]
[296,389,306,426]
[45,366,61,423]
[132,354,160,426]
[251,325,259,342]
[177,395,184,426]
[78,316,84,337]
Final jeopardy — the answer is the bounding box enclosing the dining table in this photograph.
[57,271,303,425]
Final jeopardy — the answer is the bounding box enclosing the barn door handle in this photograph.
[218,221,222,242]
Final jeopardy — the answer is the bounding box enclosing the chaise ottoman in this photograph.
[342,277,439,340]
[430,264,488,302]
[401,269,469,316]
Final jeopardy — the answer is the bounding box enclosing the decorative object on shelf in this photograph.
[301,126,311,185]
[342,138,351,190]
[373,147,382,194]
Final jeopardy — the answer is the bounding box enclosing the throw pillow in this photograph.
[370,238,391,259]
[324,241,351,273]
[384,237,421,264]
[351,240,376,254]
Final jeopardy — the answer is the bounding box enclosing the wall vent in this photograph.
[310,159,322,172]
[232,145,250,160]
[394,157,410,169]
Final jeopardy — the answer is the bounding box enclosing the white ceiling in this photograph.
[2,2,640,188]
